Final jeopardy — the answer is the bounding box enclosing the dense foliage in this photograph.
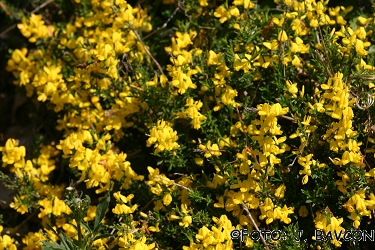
[1,0,375,249]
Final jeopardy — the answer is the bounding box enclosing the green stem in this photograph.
[77,220,83,249]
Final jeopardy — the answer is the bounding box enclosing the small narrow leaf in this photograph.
[94,195,110,233]
[41,241,66,250]
[93,233,114,242]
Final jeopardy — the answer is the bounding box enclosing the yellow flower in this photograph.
[183,98,207,129]
[84,206,97,222]
[0,138,26,167]
[163,193,173,206]
[292,55,302,67]
[214,6,238,23]
[286,80,298,97]
[274,184,286,198]
[17,14,51,43]
[302,175,308,185]
[233,0,255,9]
[356,39,368,56]
[146,120,180,153]
[277,30,288,42]
[310,19,319,28]
[112,203,138,214]
[114,192,134,203]
[198,0,208,6]
[96,42,114,61]
[195,157,204,165]
[299,206,308,217]
[9,196,28,215]
[179,215,192,228]
[148,222,160,232]
[199,140,222,158]
[263,40,278,50]
[207,50,222,66]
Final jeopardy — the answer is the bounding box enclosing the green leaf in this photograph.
[349,17,358,31]
[60,231,76,250]
[182,231,194,242]
[369,45,375,54]
[41,241,67,250]
[94,194,110,233]
[93,233,114,242]
[80,221,92,234]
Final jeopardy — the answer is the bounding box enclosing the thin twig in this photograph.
[310,203,315,220]
[30,0,54,14]
[249,81,261,108]
[193,148,227,153]
[0,24,16,38]
[133,197,156,221]
[236,106,261,166]
[129,84,144,92]
[288,156,298,167]
[143,7,180,40]
[139,197,156,214]
[316,31,321,44]
[328,157,334,164]
[242,202,270,250]
[318,26,334,75]
[0,0,54,38]
[110,217,122,235]
[127,149,142,158]
[12,210,38,234]
[243,107,295,121]
[236,106,250,147]
[154,175,192,192]
[198,26,215,30]
[0,2,11,16]
[132,29,164,75]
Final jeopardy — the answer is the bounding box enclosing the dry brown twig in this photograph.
[242,202,270,250]
[130,84,145,92]
[0,2,11,16]
[153,175,192,192]
[143,6,180,40]
[243,107,295,121]
[132,28,165,76]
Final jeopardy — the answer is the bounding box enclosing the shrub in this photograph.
[1,0,375,249]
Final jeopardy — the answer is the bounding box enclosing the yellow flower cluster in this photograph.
[17,13,53,43]
[199,140,222,158]
[176,98,207,129]
[0,226,16,250]
[118,235,155,250]
[0,138,26,167]
[248,103,289,172]
[57,131,143,193]
[344,190,375,228]
[165,31,201,94]
[313,211,345,247]
[259,197,294,225]
[113,192,138,215]
[146,120,180,153]
[320,72,364,167]
[183,215,238,250]
[38,196,72,218]
[298,154,323,185]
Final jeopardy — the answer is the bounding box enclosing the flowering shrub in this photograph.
[1,0,375,249]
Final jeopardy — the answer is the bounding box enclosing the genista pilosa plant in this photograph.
[1,0,375,249]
